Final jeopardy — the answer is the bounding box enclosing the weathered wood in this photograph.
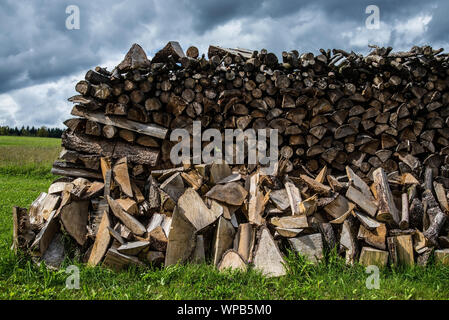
[236,223,253,262]
[103,248,145,271]
[149,226,168,252]
[87,211,111,266]
[212,217,236,266]
[288,233,323,263]
[71,108,168,139]
[253,227,286,277]
[346,186,377,217]
[152,41,186,63]
[41,233,66,270]
[247,173,265,225]
[107,196,146,236]
[284,177,302,215]
[434,249,449,265]
[373,168,400,225]
[31,210,59,256]
[340,217,359,265]
[115,198,138,215]
[113,157,133,198]
[177,188,221,231]
[400,193,409,230]
[388,235,414,266]
[300,174,332,195]
[218,250,247,272]
[422,189,447,245]
[357,223,387,250]
[359,247,389,267]
[62,131,159,166]
[117,241,150,256]
[270,215,308,229]
[117,43,151,71]
[60,200,89,246]
[165,206,197,266]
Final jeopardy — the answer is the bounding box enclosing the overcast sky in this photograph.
[0,0,448,128]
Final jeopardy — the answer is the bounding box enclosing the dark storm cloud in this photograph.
[0,0,448,128]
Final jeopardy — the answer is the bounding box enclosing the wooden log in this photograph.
[116,43,151,72]
[12,206,34,252]
[177,188,221,232]
[422,189,447,245]
[284,177,302,215]
[165,206,197,266]
[400,193,409,230]
[149,226,168,252]
[113,157,133,198]
[359,247,389,267]
[119,129,135,143]
[206,182,248,206]
[102,125,118,139]
[106,196,146,236]
[218,250,247,272]
[208,45,253,60]
[71,107,167,139]
[357,223,387,250]
[62,131,159,166]
[152,41,186,63]
[59,200,89,246]
[252,227,286,277]
[346,186,377,217]
[247,173,265,225]
[87,211,111,266]
[434,249,449,265]
[30,210,59,256]
[212,217,236,266]
[373,168,400,225]
[288,233,324,264]
[237,223,254,262]
[102,248,145,271]
[393,235,414,266]
[270,215,308,229]
[115,198,138,215]
[117,241,150,256]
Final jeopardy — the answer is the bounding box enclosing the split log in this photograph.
[62,131,159,166]
[107,196,146,236]
[59,200,89,246]
[373,168,400,225]
[359,247,389,267]
[212,217,236,266]
[288,233,323,263]
[71,108,168,139]
[87,212,111,266]
[165,206,197,266]
[218,250,247,272]
[252,227,286,277]
[177,188,221,232]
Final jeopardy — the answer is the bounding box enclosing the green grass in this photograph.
[1,135,449,300]
[0,136,61,176]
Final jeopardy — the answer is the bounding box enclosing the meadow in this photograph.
[0,135,448,300]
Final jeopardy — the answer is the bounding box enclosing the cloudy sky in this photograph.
[0,0,448,128]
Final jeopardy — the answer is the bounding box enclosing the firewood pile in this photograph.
[12,42,449,275]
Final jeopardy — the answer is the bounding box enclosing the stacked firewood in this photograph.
[11,42,449,275]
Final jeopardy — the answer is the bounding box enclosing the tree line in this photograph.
[0,126,63,138]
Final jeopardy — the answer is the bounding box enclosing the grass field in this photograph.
[0,136,449,300]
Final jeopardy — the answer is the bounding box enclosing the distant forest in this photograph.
[0,126,63,138]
